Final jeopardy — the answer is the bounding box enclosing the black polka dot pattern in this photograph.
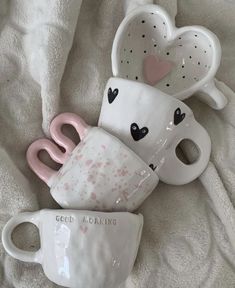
[119,15,211,89]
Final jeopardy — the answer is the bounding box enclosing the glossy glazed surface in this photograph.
[99,77,211,185]
[112,5,227,109]
[27,113,158,211]
[49,127,158,211]
[2,210,143,288]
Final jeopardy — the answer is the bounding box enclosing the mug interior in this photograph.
[115,11,214,96]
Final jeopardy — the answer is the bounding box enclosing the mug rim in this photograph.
[107,76,174,101]
[111,4,221,101]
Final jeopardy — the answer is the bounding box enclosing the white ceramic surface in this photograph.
[2,209,143,288]
[112,4,227,110]
[98,77,211,185]
[27,114,158,211]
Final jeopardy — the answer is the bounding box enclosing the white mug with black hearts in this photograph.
[2,209,143,288]
[98,77,211,185]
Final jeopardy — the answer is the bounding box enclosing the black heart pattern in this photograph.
[130,123,149,141]
[108,87,119,104]
[149,164,157,171]
[174,108,185,125]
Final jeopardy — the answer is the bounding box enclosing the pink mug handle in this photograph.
[27,113,89,186]
[26,139,66,186]
[50,112,89,155]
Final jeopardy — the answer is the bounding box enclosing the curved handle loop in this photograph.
[27,139,66,186]
[27,113,90,186]
[157,120,211,185]
[198,80,228,110]
[2,212,42,264]
[50,112,89,155]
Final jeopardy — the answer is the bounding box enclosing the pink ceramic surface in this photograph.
[143,54,174,85]
[27,113,89,184]
[27,113,158,211]
[112,4,227,110]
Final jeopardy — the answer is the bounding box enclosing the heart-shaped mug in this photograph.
[26,113,158,211]
[98,77,211,185]
[112,4,227,110]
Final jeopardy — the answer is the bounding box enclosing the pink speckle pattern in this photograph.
[87,174,94,183]
[117,168,129,177]
[50,129,157,211]
[86,159,93,166]
[96,162,103,168]
[64,183,70,191]
[76,154,83,160]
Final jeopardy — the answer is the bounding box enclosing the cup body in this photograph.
[2,209,143,288]
[99,77,211,185]
[27,113,159,211]
[49,127,158,210]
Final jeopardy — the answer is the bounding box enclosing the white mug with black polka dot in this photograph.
[98,77,211,185]
[111,4,227,110]
[27,112,158,211]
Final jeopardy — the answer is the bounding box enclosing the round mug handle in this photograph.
[198,80,228,110]
[157,120,211,185]
[2,211,42,264]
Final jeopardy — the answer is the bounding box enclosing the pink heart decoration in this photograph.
[80,225,88,234]
[143,55,174,86]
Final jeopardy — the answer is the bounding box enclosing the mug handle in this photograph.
[197,80,228,110]
[27,113,90,186]
[2,211,42,264]
[50,112,90,155]
[27,138,66,186]
[157,120,211,185]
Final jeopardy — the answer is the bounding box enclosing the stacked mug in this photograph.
[2,4,222,288]
[2,84,211,288]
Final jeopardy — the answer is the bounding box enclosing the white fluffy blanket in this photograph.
[1,0,235,287]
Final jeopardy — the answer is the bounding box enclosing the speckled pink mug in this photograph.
[27,113,158,211]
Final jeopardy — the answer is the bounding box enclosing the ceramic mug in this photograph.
[27,113,158,211]
[2,209,143,288]
[98,77,211,185]
[112,4,227,110]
